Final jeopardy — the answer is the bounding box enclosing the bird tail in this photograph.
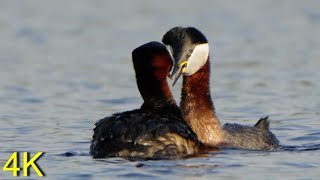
[254,116,270,130]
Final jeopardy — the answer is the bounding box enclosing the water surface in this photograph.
[0,1,319,179]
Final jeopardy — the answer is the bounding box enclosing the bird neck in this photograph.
[137,75,177,111]
[180,59,223,145]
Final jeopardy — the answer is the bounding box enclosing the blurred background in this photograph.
[0,0,319,179]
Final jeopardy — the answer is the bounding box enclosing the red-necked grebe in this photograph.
[162,27,279,150]
[90,41,203,159]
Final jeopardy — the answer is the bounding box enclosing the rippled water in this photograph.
[0,1,319,179]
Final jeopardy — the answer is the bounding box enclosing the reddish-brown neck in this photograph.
[180,59,223,145]
[181,60,215,112]
[139,77,176,110]
[137,54,177,111]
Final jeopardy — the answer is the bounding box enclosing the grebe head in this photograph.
[162,27,209,85]
[132,41,176,108]
[132,41,173,81]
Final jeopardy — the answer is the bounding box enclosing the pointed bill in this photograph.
[171,65,184,86]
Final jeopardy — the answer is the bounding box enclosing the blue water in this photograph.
[0,1,319,179]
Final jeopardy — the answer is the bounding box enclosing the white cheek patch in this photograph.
[184,43,209,76]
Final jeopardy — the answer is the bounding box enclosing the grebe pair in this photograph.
[90,27,279,159]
